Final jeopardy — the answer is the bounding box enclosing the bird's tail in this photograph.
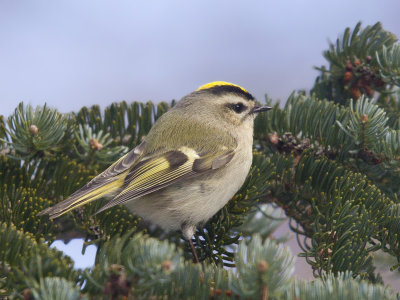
[38,176,125,219]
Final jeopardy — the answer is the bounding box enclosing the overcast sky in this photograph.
[1,0,399,118]
[1,1,400,270]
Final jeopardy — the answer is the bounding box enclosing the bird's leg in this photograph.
[182,223,200,263]
[188,238,200,264]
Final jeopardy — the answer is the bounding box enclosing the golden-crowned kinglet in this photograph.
[39,81,271,262]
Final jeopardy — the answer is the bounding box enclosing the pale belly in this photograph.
[124,148,252,232]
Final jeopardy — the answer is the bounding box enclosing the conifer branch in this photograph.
[377,44,400,86]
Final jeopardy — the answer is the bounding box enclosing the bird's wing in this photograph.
[38,141,146,219]
[94,146,235,214]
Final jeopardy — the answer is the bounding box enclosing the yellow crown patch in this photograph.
[196,81,249,94]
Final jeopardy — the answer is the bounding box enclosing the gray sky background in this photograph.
[1,0,399,118]
[1,1,400,271]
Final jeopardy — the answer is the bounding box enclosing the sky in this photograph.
[1,0,400,272]
[1,0,399,118]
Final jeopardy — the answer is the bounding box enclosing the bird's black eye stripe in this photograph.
[229,103,247,113]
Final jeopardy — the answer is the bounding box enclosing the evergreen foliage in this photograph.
[378,44,400,86]
[312,22,397,104]
[1,22,400,299]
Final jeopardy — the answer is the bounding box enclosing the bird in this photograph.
[39,81,271,262]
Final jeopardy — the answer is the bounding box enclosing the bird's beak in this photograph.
[251,105,272,114]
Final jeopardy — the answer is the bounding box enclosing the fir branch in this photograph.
[2,103,71,160]
[311,22,398,103]
[283,271,397,300]
[267,152,400,277]
[257,95,400,168]
[73,124,128,165]
[0,155,57,240]
[238,203,286,242]
[0,222,79,298]
[255,93,351,150]
[323,22,396,70]
[0,115,6,147]
[232,235,294,298]
[377,44,400,86]
[83,231,295,299]
[26,277,85,300]
[337,97,400,162]
[74,101,171,147]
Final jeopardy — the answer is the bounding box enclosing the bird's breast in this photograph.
[125,134,253,231]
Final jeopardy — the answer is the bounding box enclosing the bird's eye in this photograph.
[230,103,246,113]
